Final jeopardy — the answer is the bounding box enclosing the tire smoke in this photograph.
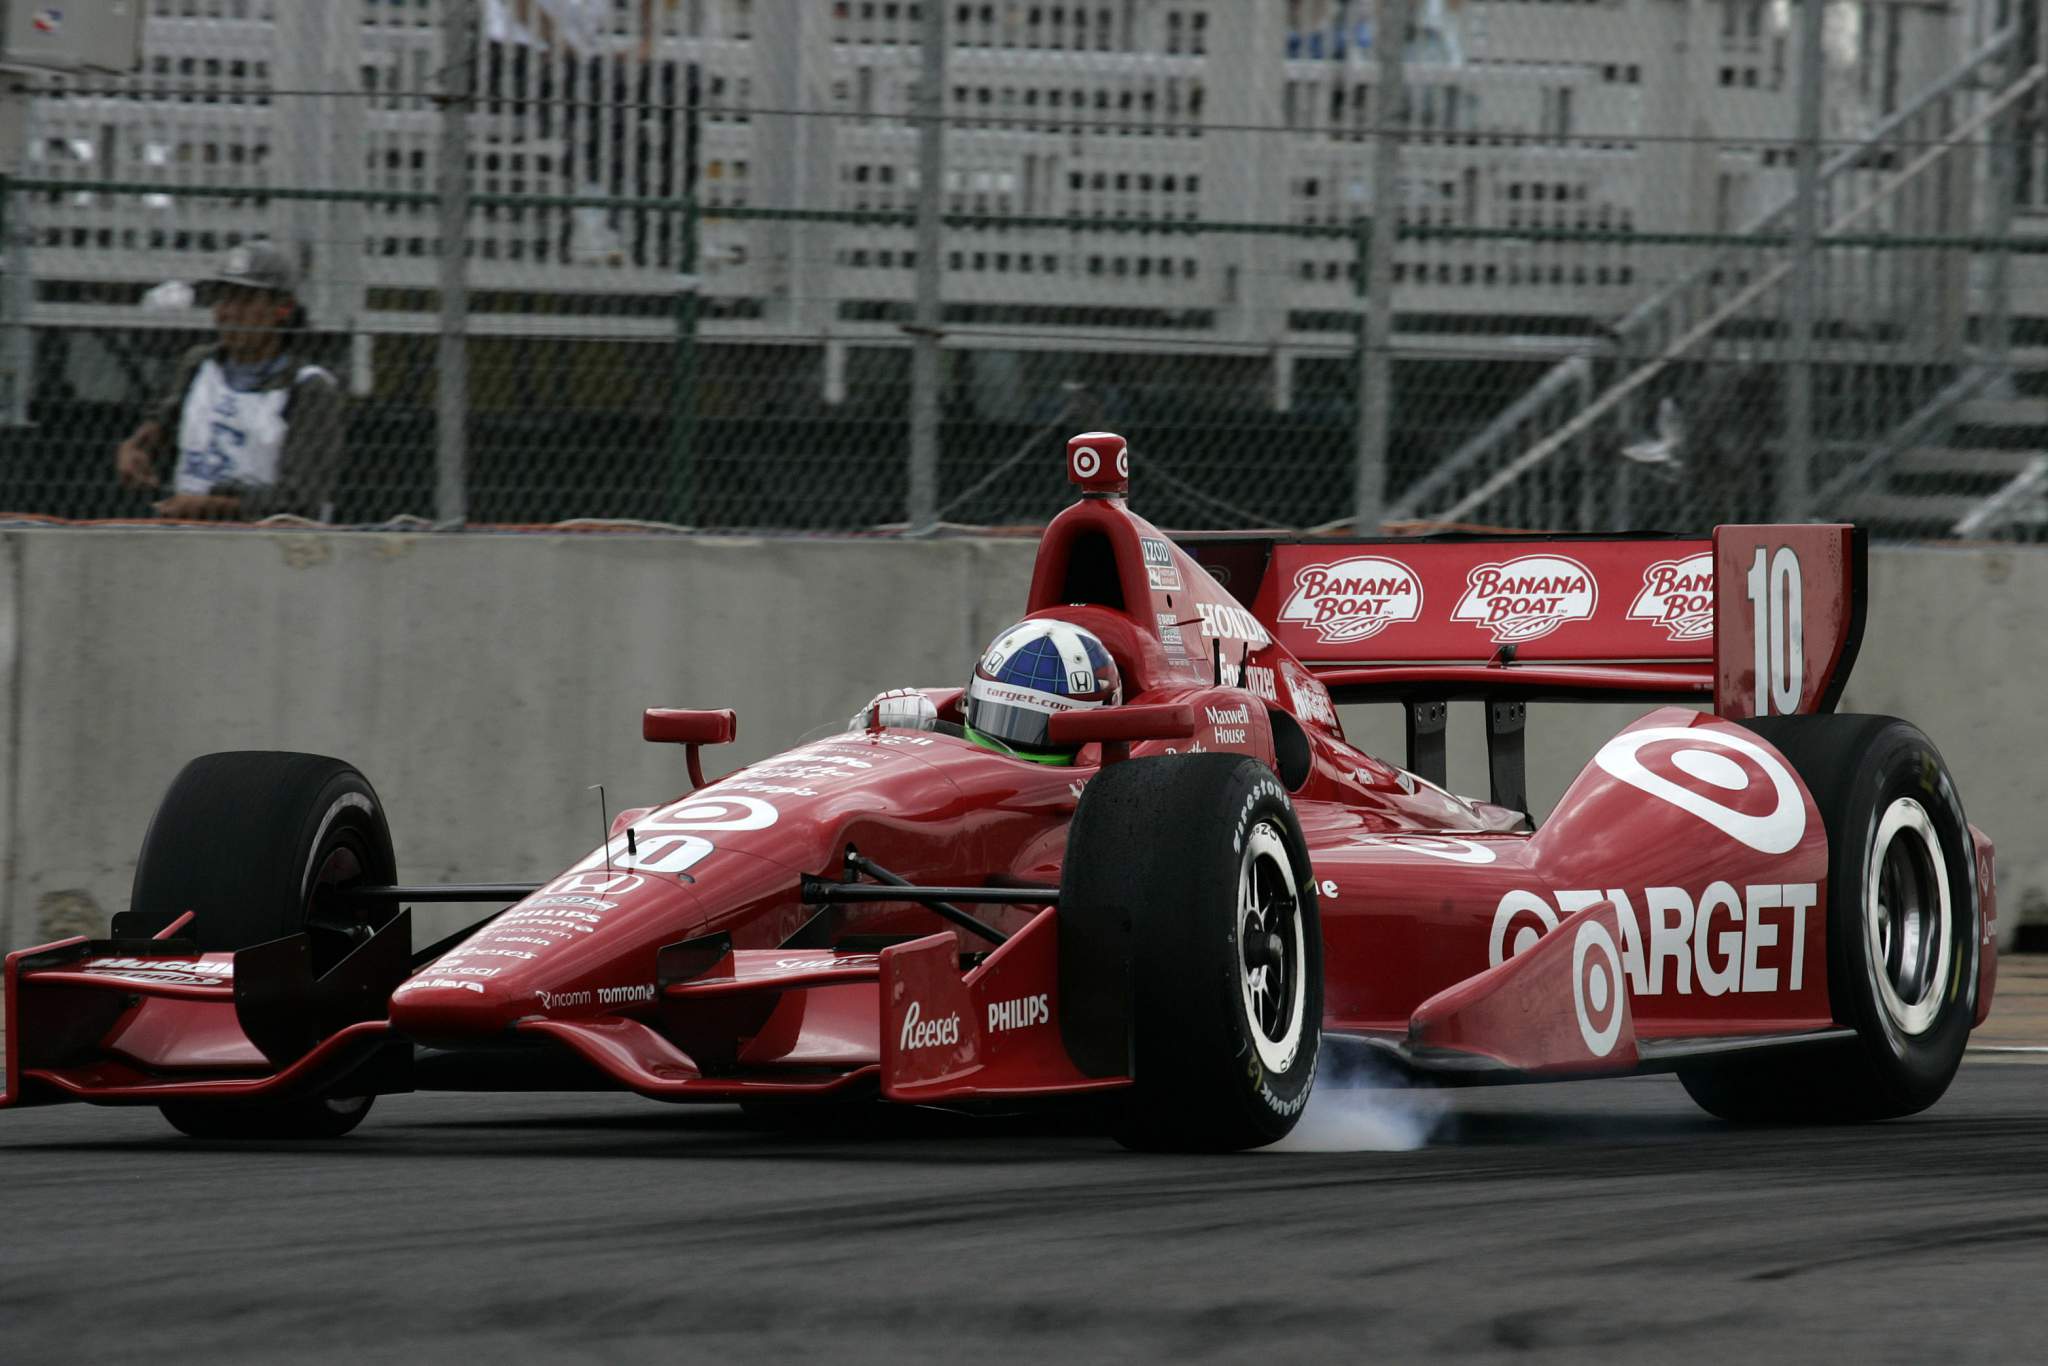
[1267,1050,1448,1153]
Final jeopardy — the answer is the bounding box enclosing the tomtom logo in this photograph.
[987,994,1050,1032]
[899,1001,962,1051]
[1279,557,1424,643]
[1452,555,1598,643]
[1629,553,1714,641]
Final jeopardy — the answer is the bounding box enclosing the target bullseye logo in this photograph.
[1066,430,1129,492]
[1593,725,1805,854]
[1487,889,1560,967]
[1355,834,1498,865]
[1572,918,1625,1057]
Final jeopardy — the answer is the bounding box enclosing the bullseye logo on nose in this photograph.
[1594,725,1805,854]
[1451,554,1597,643]
[1572,919,1626,1057]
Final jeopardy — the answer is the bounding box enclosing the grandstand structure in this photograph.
[3,0,2040,534]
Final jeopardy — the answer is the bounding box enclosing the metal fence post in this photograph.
[1983,10,2024,390]
[1351,214,1373,500]
[1,76,32,429]
[1357,0,1405,535]
[435,0,476,528]
[667,63,703,528]
[668,194,700,526]
[906,0,946,534]
[1780,0,1825,521]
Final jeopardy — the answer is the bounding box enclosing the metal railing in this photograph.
[1387,23,2043,533]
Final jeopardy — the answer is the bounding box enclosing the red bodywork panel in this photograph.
[1409,899,1640,1075]
[0,459,1991,1114]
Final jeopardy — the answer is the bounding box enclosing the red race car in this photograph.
[1,433,1997,1150]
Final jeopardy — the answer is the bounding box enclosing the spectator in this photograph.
[113,240,345,521]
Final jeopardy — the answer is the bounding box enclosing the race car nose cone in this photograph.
[389,972,531,1039]
[1067,431,1129,496]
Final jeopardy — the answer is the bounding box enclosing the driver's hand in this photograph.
[849,688,940,732]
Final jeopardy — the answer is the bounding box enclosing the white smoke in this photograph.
[1267,1050,1449,1153]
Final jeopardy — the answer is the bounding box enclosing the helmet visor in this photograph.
[964,696,1056,750]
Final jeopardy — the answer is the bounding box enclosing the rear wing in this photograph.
[1185,526,1866,804]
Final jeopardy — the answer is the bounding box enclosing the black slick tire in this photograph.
[134,752,398,1140]
[1062,754,1323,1152]
[159,1094,374,1141]
[1678,716,1978,1123]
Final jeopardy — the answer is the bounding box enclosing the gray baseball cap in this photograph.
[194,240,300,299]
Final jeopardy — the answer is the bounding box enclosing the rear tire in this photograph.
[1678,716,1977,1123]
[1062,754,1322,1152]
[135,752,398,1140]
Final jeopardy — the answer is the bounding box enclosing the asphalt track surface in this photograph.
[5,1059,2047,1364]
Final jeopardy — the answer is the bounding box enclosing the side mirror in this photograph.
[1047,702,1196,763]
[643,708,738,788]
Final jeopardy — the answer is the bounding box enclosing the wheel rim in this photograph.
[1237,821,1307,1073]
[303,838,373,975]
[1864,797,1953,1040]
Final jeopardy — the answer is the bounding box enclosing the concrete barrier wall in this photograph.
[0,531,2040,952]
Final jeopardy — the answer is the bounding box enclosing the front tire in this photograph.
[133,752,398,1140]
[159,1094,374,1140]
[1679,716,1977,1122]
[1063,754,1323,1152]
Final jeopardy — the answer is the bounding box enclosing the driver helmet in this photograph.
[964,620,1121,765]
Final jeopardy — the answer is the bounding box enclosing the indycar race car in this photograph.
[1,433,1998,1150]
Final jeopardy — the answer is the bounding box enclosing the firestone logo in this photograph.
[899,1001,962,1051]
[1452,554,1598,643]
[1278,557,1424,643]
[1628,553,1714,641]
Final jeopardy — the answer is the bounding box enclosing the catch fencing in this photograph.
[1,0,2044,540]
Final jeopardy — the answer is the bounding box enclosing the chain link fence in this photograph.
[2,0,2045,540]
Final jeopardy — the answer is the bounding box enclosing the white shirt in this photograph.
[173,358,299,495]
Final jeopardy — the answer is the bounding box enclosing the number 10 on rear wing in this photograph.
[1712,524,1866,721]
